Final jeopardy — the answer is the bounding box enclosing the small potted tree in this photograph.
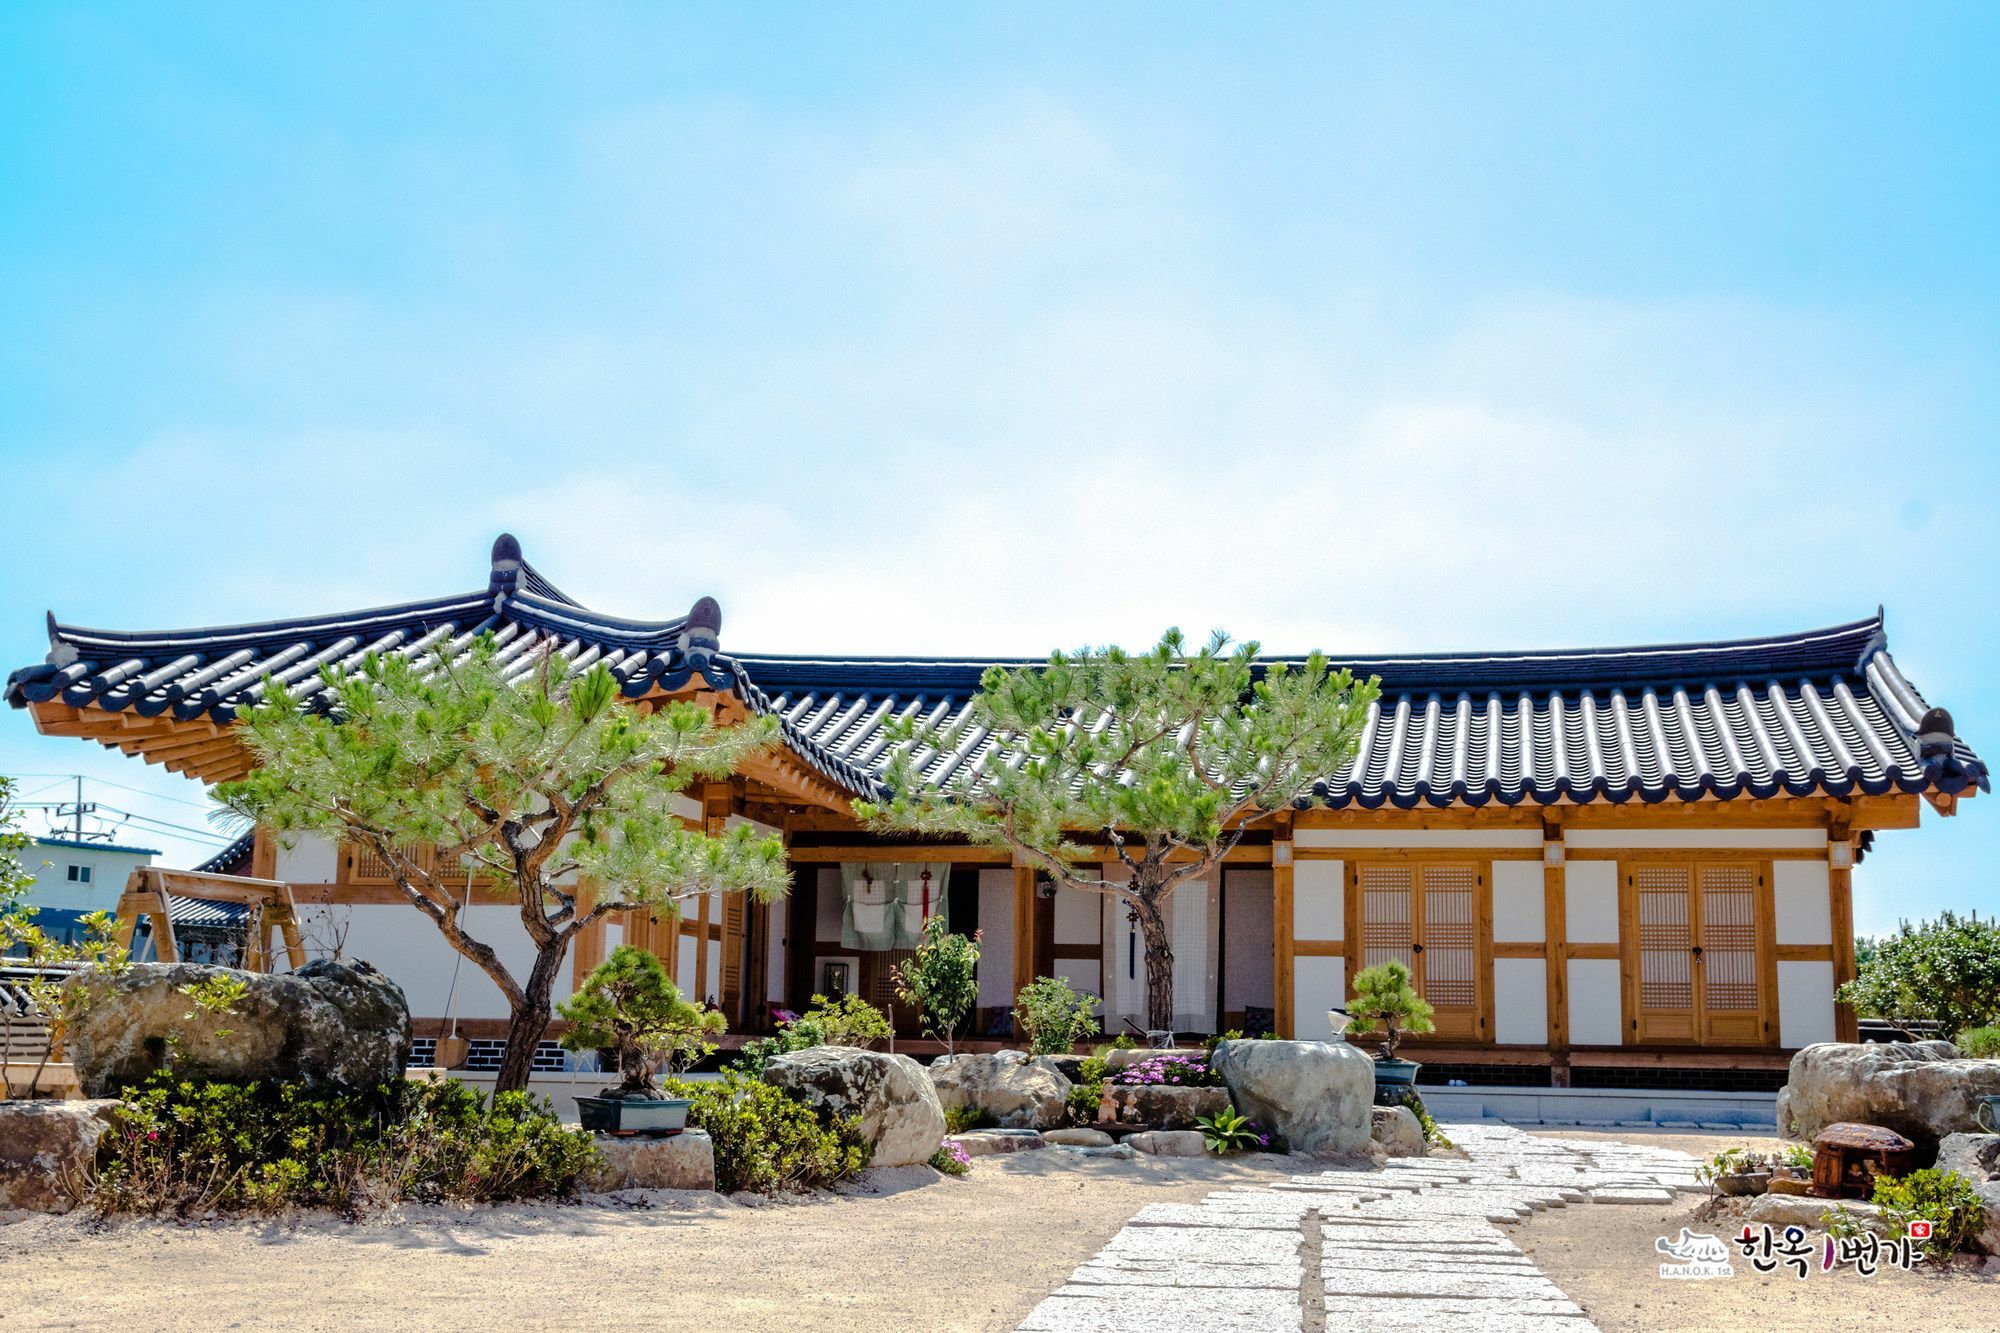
[560,945,725,1135]
[1345,959,1435,1096]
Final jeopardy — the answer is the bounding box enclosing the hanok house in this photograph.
[5,536,1988,1088]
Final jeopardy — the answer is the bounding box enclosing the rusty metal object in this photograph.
[1810,1121,1916,1199]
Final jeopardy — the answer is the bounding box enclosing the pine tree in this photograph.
[859,629,1377,1033]
[218,637,788,1092]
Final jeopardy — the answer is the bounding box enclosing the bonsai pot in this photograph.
[1715,1171,1772,1197]
[1373,1058,1420,1095]
[577,1094,692,1137]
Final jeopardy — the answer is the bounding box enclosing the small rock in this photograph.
[1043,1127,1114,1147]
[951,1129,1047,1156]
[0,1099,119,1213]
[1126,1130,1209,1157]
[1370,1105,1425,1157]
[1055,1143,1139,1160]
[585,1130,716,1193]
[1766,1176,1814,1196]
[1747,1193,1885,1233]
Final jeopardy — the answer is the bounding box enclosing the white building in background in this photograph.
[9,836,157,946]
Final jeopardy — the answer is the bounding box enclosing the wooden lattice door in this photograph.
[1629,862,1768,1045]
[1352,862,1487,1041]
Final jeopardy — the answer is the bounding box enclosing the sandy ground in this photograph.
[1511,1127,2000,1332]
[0,1151,1300,1333]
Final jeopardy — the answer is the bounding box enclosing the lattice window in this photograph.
[1699,864,1760,1013]
[1421,865,1478,1008]
[1636,865,1693,1010]
[347,841,432,884]
[1359,864,1413,972]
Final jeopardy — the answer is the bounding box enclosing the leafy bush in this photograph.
[1957,1025,2000,1059]
[1196,1106,1266,1154]
[1066,1081,1104,1125]
[929,1141,971,1176]
[894,919,981,1056]
[1838,912,2000,1036]
[943,1104,996,1134]
[732,993,895,1074]
[1109,1052,1221,1087]
[90,1076,599,1216]
[1871,1168,1988,1260]
[1014,976,1100,1055]
[659,1072,870,1195]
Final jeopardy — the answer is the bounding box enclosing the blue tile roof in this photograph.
[5,534,1986,810]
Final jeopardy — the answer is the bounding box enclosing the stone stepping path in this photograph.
[1017,1122,1701,1332]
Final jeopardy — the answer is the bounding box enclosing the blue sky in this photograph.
[1,3,1995,933]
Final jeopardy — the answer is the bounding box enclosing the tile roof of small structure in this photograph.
[6,534,1987,811]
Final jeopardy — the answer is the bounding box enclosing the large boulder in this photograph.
[67,960,411,1097]
[586,1130,717,1193]
[762,1045,945,1167]
[0,1099,120,1213]
[1937,1133,2000,1255]
[1104,1084,1232,1130]
[927,1051,1072,1130]
[1782,1042,2000,1145]
[1210,1038,1372,1156]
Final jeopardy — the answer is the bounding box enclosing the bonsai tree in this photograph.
[1838,911,2000,1037]
[858,629,1378,1031]
[894,917,981,1056]
[1346,959,1435,1063]
[559,945,725,1097]
[218,637,791,1091]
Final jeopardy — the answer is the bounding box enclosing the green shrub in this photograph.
[1013,976,1100,1055]
[732,993,894,1074]
[943,1104,996,1134]
[929,1142,971,1176]
[90,1075,599,1216]
[1956,1025,2000,1059]
[660,1072,870,1195]
[1196,1106,1265,1154]
[1065,1081,1104,1125]
[1839,912,2000,1036]
[1870,1168,1988,1260]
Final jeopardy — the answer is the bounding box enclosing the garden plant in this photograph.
[1013,975,1100,1055]
[558,945,725,1095]
[893,917,981,1056]
[1346,959,1435,1062]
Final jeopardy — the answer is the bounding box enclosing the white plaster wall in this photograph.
[1564,861,1621,944]
[765,898,787,1004]
[1567,958,1624,1046]
[1294,955,1347,1035]
[1493,958,1548,1045]
[704,939,722,1002]
[275,833,339,883]
[975,867,1016,1010]
[1055,957,1101,999]
[1054,883,1100,945]
[1773,861,1833,945]
[1295,829,1540,848]
[676,933,698,989]
[338,903,549,1020]
[1565,828,1826,849]
[814,867,842,943]
[1491,861,1545,943]
[1779,961,1838,1048]
[1292,859,1344,940]
[1223,868,1274,1015]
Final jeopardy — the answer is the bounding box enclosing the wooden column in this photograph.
[251,826,277,880]
[571,876,606,979]
[1273,819,1296,1039]
[1542,817,1570,1087]
[1012,863,1037,1037]
[1830,815,1859,1043]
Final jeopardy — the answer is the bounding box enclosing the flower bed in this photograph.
[1109,1053,1223,1088]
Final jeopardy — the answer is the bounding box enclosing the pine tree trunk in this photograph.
[493,946,567,1094]
[1133,894,1176,1036]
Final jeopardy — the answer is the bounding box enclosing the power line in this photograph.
[4,773,221,813]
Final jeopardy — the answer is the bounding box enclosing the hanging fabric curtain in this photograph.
[840,863,953,950]
[891,862,953,949]
[839,863,897,951]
